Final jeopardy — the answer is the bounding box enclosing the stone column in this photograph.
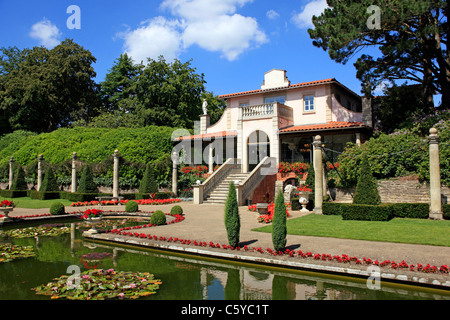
[71,152,77,193]
[172,151,179,196]
[113,150,119,198]
[429,128,443,220]
[355,133,361,147]
[37,154,43,191]
[8,156,14,190]
[313,135,323,215]
[208,143,214,174]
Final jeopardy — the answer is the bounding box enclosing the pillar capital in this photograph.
[72,152,77,160]
[429,128,439,145]
[313,135,322,147]
[9,156,14,163]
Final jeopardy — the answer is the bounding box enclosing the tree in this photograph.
[11,166,27,191]
[135,56,206,129]
[224,182,240,248]
[77,165,98,193]
[272,189,287,252]
[308,0,448,108]
[139,164,159,194]
[40,167,59,192]
[0,39,100,133]
[353,154,381,205]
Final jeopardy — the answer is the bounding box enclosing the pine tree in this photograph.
[224,182,240,248]
[139,164,158,193]
[353,155,381,205]
[11,166,28,191]
[39,167,59,192]
[77,165,98,193]
[272,189,287,252]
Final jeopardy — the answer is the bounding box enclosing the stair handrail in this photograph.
[202,158,240,200]
[240,157,277,201]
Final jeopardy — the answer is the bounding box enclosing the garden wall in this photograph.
[332,177,450,204]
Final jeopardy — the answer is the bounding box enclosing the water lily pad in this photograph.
[32,269,162,300]
[5,225,71,238]
[0,244,35,263]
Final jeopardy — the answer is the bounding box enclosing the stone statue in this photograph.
[202,99,208,115]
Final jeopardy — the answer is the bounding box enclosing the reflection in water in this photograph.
[0,221,449,300]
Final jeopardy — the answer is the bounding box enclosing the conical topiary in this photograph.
[11,166,28,191]
[353,154,381,205]
[139,164,158,193]
[224,182,240,248]
[40,167,59,192]
[77,165,98,193]
[272,189,287,252]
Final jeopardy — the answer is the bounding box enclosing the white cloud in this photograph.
[29,18,61,48]
[266,9,280,20]
[120,17,184,64]
[292,0,328,29]
[119,0,267,62]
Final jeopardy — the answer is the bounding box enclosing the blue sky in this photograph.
[0,0,379,97]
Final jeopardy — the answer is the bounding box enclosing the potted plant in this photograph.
[81,208,104,235]
[0,200,15,219]
[297,185,312,213]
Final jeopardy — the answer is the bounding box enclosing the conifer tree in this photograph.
[77,165,98,193]
[139,164,158,193]
[272,189,287,252]
[39,167,59,192]
[11,166,28,191]
[353,155,381,205]
[224,182,240,248]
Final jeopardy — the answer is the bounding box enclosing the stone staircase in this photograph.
[204,169,250,205]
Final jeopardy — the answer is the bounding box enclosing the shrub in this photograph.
[391,203,429,219]
[443,204,450,220]
[125,200,139,213]
[11,166,28,191]
[323,202,343,215]
[341,204,394,221]
[272,189,287,252]
[50,202,65,215]
[170,205,183,215]
[291,197,300,211]
[78,165,98,193]
[40,167,59,192]
[353,155,381,205]
[224,182,240,248]
[150,210,166,226]
[139,164,159,193]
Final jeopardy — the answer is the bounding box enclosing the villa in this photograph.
[173,69,373,205]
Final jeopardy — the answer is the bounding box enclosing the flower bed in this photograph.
[0,244,35,263]
[32,269,162,300]
[107,229,450,276]
[71,198,181,207]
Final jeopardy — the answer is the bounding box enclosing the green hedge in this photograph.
[29,190,61,200]
[443,204,450,220]
[342,204,394,221]
[0,190,28,198]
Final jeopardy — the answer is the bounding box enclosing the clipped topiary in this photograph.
[50,202,65,215]
[77,165,98,193]
[224,182,240,248]
[150,210,166,226]
[125,200,139,213]
[40,167,59,192]
[353,154,381,205]
[139,164,159,194]
[11,166,28,191]
[272,189,287,252]
[170,205,183,215]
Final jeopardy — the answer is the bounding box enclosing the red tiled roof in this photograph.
[219,78,336,99]
[174,130,237,141]
[280,122,368,134]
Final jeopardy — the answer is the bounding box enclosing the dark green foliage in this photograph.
[125,200,139,213]
[150,210,166,226]
[272,190,287,252]
[291,197,300,211]
[11,166,27,190]
[50,202,65,215]
[342,204,394,221]
[443,204,450,220]
[30,191,60,200]
[305,163,315,193]
[224,182,240,248]
[40,167,59,192]
[139,164,158,193]
[353,155,381,205]
[170,205,183,215]
[77,165,98,193]
[391,203,429,219]
[323,202,344,216]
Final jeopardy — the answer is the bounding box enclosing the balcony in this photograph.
[239,103,293,126]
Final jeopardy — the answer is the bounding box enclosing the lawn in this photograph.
[253,214,450,247]
[0,196,73,209]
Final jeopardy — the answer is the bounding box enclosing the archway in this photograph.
[247,130,270,172]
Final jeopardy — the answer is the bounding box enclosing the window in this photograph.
[304,95,315,112]
[239,101,249,107]
[264,96,286,105]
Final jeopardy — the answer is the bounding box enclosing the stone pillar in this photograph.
[37,154,43,191]
[8,157,14,190]
[429,128,443,220]
[71,152,77,193]
[313,135,323,215]
[355,133,361,147]
[113,150,119,198]
[200,115,210,135]
[172,151,179,196]
[208,143,214,174]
